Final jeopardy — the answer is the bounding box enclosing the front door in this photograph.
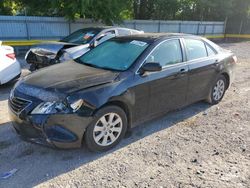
[143,39,189,116]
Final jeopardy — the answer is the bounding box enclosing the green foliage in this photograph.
[0,0,22,15]
[0,0,249,23]
[133,0,250,21]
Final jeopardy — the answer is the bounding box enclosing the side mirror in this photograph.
[96,33,105,41]
[140,62,162,75]
[89,40,98,48]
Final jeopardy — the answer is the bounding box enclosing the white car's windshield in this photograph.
[61,29,100,44]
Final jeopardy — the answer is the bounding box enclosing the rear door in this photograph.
[183,38,219,104]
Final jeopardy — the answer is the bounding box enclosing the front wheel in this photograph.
[84,105,127,152]
[208,75,227,105]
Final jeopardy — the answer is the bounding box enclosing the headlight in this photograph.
[70,99,84,112]
[59,52,72,62]
[31,99,84,115]
[31,101,68,115]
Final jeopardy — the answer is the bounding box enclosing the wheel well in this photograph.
[221,72,230,89]
[104,101,131,129]
[81,101,131,147]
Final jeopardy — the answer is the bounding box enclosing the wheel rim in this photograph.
[93,112,123,146]
[213,79,225,101]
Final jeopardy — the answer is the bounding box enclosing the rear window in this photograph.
[206,44,217,56]
[185,39,207,61]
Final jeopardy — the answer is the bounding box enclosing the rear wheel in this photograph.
[84,105,127,152]
[208,75,227,104]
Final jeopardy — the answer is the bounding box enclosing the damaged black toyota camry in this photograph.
[9,33,236,152]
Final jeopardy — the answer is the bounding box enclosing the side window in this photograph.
[185,39,207,60]
[206,44,216,56]
[117,29,131,36]
[145,39,183,67]
[97,30,116,44]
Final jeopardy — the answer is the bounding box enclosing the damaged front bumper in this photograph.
[25,50,58,69]
[9,109,92,149]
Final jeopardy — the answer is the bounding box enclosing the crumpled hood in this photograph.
[30,41,78,57]
[64,44,90,59]
[22,61,119,94]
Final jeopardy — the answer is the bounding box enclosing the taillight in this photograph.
[6,53,16,60]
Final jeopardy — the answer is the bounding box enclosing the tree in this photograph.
[0,0,249,24]
[133,0,250,21]
[0,0,22,15]
[51,0,133,24]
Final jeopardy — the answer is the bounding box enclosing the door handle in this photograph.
[179,68,188,74]
[173,68,188,79]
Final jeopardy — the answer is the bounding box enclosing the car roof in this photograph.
[114,33,203,43]
[80,26,140,31]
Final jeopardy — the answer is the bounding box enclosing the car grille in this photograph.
[9,97,32,114]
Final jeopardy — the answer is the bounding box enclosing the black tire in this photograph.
[84,105,127,152]
[208,75,227,105]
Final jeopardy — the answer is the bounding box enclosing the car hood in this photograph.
[64,44,90,59]
[30,41,79,56]
[22,61,119,94]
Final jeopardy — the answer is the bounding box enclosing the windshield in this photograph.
[77,39,149,71]
[60,29,100,44]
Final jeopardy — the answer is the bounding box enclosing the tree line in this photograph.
[0,0,250,24]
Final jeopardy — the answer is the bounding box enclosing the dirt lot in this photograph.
[0,42,250,188]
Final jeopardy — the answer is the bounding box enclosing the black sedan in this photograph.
[9,33,236,152]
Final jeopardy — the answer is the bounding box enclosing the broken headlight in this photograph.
[31,99,84,115]
[31,101,69,115]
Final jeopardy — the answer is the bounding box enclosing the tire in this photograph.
[84,105,127,152]
[208,75,227,105]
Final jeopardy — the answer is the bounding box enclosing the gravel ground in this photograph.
[0,42,250,188]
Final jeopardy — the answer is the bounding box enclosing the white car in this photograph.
[0,41,21,85]
[25,27,144,71]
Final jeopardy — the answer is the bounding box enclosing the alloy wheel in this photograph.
[93,112,123,146]
[213,79,225,101]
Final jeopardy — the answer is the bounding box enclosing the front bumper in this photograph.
[9,109,92,149]
[25,50,57,68]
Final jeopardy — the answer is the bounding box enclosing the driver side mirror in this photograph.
[89,40,99,49]
[89,33,107,48]
[139,62,162,75]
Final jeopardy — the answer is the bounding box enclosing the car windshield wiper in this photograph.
[84,63,101,69]
[75,59,119,71]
